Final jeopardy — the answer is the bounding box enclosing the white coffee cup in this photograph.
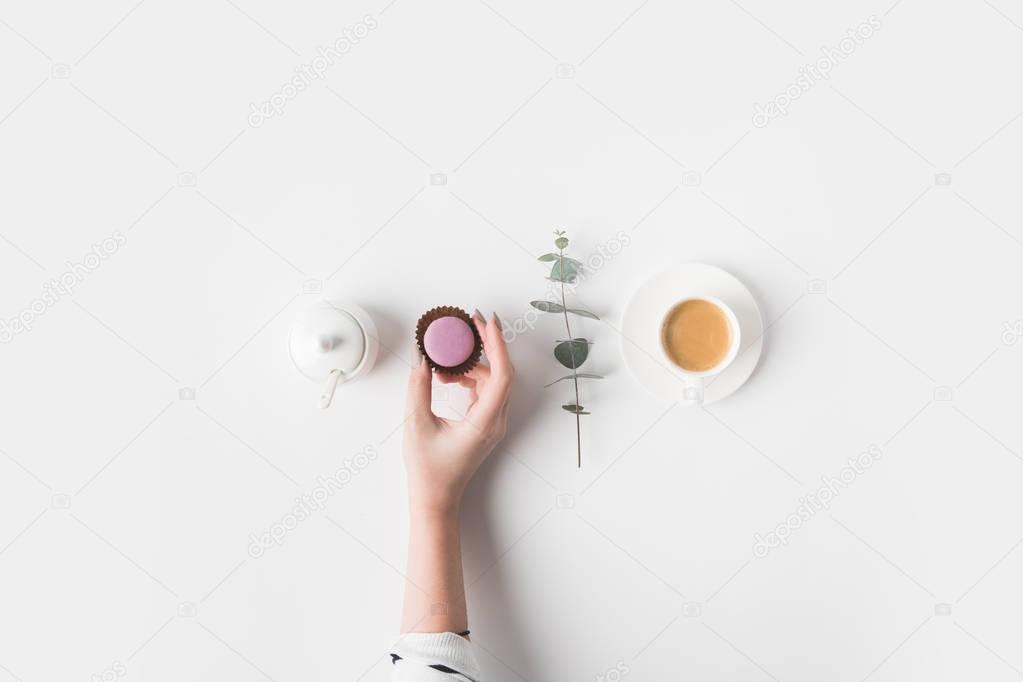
[658,296,741,406]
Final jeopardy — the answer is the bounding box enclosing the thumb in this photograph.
[405,350,434,426]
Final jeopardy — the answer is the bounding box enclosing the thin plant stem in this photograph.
[558,247,582,468]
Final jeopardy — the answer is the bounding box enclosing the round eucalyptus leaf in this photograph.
[554,339,589,368]
[549,259,578,282]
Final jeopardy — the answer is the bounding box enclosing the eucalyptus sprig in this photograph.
[531,230,602,468]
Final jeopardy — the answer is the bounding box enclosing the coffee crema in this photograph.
[661,299,732,372]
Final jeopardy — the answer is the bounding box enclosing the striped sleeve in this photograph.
[390,632,480,682]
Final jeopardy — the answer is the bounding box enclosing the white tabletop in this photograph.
[2,2,1023,680]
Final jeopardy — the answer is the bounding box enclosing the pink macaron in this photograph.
[415,306,483,374]
[424,316,475,367]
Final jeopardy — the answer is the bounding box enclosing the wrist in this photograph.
[409,498,461,526]
[408,479,464,522]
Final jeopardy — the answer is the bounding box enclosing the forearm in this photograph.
[401,506,468,634]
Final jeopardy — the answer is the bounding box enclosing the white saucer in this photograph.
[620,263,764,405]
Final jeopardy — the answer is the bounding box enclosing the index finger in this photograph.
[468,313,513,421]
[474,312,512,382]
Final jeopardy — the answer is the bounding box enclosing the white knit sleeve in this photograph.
[390,632,480,682]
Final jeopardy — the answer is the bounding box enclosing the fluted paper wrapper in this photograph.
[415,306,483,375]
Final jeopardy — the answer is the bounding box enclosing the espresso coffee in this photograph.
[661,299,732,372]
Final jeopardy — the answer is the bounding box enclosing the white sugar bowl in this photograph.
[288,300,379,408]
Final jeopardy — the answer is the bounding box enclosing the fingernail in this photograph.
[473,308,484,321]
[492,311,502,327]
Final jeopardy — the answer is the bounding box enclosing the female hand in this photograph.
[403,311,514,516]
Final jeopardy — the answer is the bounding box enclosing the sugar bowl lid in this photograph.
[288,301,370,381]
